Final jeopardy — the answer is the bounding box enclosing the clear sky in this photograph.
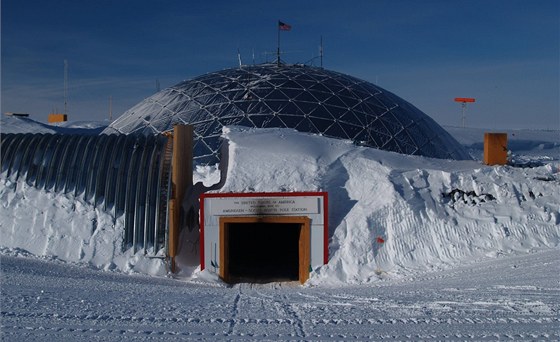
[2,0,559,129]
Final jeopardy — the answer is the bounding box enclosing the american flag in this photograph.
[278,21,292,31]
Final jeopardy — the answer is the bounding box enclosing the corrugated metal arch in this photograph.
[0,133,172,255]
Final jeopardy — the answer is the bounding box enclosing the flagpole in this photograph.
[320,35,323,68]
[277,20,280,66]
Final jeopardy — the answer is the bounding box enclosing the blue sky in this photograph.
[2,0,559,129]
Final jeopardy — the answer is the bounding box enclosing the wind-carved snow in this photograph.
[216,126,559,286]
[0,179,167,276]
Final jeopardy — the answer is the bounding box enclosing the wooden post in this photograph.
[484,133,508,165]
[169,125,193,273]
[48,113,68,122]
[298,217,311,284]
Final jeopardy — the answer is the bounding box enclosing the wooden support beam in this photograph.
[169,125,193,273]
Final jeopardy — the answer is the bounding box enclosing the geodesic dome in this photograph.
[104,64,470,164]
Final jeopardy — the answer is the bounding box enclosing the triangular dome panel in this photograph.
[104,64,471,164]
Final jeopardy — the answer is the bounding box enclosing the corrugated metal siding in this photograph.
[0,133,172,255]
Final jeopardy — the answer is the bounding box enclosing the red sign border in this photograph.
[199,191,329,270]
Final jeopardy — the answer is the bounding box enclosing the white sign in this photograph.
[211,196,319,216]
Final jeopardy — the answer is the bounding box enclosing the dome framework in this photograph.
[104,64,470,163]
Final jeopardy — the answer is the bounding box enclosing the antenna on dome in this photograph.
[109,95,113,121]
[64,59,68,115]
[320,36,323,68]
[237,48,243,68]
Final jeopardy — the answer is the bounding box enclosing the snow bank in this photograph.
[0,116,107,135]
[0,179,166,276]
[212,126,560,285]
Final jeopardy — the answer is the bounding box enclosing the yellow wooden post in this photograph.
[484,133,508,165]
[169,125,193,273]
[48,114,68,122]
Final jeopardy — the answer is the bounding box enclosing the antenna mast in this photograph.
[237,48,242,67]
[454,97,476,128]
[64,60,68,115]
[277,22,281,66]
[320,36,323,68]
[109,96,113,121]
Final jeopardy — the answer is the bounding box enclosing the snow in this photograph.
[213,126,559,287]
[2,247,558,340]
[0,115,107,135]
[1,116,559,340]
[0,181,166,277]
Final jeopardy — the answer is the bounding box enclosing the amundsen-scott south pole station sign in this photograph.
[200,192,329,270]
[212,196,319,216]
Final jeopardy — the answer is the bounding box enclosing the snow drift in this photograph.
[0,181,166,276]
[215,127,559,285]
[1,117,559,285]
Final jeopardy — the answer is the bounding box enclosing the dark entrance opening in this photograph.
[219,216,310,284]
[228,222,300,282]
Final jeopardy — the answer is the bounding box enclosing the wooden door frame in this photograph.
[219,216,310,284]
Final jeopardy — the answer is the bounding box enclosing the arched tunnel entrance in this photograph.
[219,216,310,284]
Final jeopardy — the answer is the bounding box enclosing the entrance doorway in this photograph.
[219,216,310,284]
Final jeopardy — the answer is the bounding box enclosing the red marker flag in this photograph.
[279,21,292,31]
[376,236,385,244]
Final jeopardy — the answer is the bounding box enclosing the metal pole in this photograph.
[277,21,280,66]
[461,102,466,128]
[64,60,68,115]
[320,36,323,68]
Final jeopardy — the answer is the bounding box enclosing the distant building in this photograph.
[4,112,30,117]
[48,113,68,123]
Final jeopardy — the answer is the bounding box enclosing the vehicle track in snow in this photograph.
[1,249,558,341]
[2,314,557,341]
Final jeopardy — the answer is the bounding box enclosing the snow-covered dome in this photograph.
[104,64,470,164]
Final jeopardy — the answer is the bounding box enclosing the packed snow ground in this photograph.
[1,116,559,340]
[2,248,558,341]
